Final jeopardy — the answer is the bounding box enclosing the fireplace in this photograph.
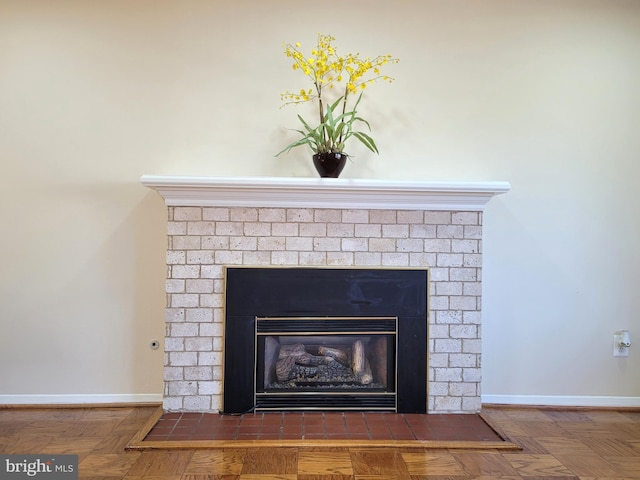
[141,175,510,413]
[223,267,428,413]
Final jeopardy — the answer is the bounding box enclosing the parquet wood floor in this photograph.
[1,404,639,479]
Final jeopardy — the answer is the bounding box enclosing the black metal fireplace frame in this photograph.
[223,267,428,414]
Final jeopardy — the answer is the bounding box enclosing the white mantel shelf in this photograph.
[141,175,511,211]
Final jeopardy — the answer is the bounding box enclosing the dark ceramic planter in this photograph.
[312,152,348,178]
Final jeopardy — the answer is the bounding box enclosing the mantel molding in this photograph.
[140,175,511,211]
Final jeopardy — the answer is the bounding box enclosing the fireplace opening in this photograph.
[255,316,397,411]
[223,267,428,414]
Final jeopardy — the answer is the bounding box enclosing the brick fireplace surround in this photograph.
[142,176,510,414]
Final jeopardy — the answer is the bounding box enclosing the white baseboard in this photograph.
[482,394,640,408]
[0,394,162,405]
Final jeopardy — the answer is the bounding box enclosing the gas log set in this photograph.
[265,338,386,389]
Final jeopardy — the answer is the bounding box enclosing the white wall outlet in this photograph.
[613,332,630,357]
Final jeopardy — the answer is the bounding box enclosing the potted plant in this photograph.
[276,34,399,177]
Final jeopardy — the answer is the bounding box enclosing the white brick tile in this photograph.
[184,367,213,380]
[165,308,185,323]
[166,279,185,293]
[187,222,215,235]
[244,222,271,236]
[463,253,482,267]
[201,236,229,250]
[463,339,482,354]
[299,252,327,265]
[435,367,462,382]
[170,294,200,308]
[368,238,395,252]
[242,251,272,264]
[449,296,478,311]
[184,337,213,352]
[199,293,223,308]
[462,396,482,412]
[164,366,184,380]
[216,222,243,236]
[230,208,258,222]
[382,252,409,266]
[202,208,230,221]
[327,252,353,265]
[229,236,258,251]
[436,225,464,239]
[327,223,354,237]
[186,308,213,323]
[341,238,368,252]
[435,338,462,353]
[271,222,299,236]
[169,352,198,367]
[354,252,381,266]
[396,238,423,252]
[212,337,223,351]
[200,265,224,279]
[463,311,482,325]
[449,268,477,281]
[258,237,286,251]
[286,237,314,251]
[354,223,381,238]
[397,210,424,224]
[342,209,369,223]
[382,224,409,238]
[452,212,479,225]
[171,265,200,279]
[258,208,286,222]
[198,351,222,366]
[271,251,299,264]
[449,354,477,368]
[163,396,183,411]
[172,236,201,250]
[429,353,449,368]
[436,253,463,267]
[424,211,451,225]
[428,267,449,282]
[463,282,482,296]
[409,224,437,238]
[429,295,449,310]
[199,322,222,336]
[313,237,341,251]
[165,338,184,352]
[449,381,477,396]
[186,279,214,294]
[170,323,199,337]
[429,381,449,396]
[463,367,482,382]
[409,252,435,267]
[369,210,396,223]
[436,310,463,325]
[435,282,462,296]
[452,239,479,253]
[183,395,211,411]
[214,251,243,264]
[287,209,314,222]
[450,325,478,339]
[314,209,341,222]
[429,324,450,339]
[464,225,482,239]
[167,251,186,265]
[198,381,222,395]
[174,207,202,221]
[167,222,187,235]
[187,251,214,265]
[300,223,326,237]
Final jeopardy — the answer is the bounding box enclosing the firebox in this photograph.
[255,316,397,411]
[223,267,428,414]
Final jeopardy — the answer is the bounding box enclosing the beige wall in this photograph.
[1,0,638,404]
